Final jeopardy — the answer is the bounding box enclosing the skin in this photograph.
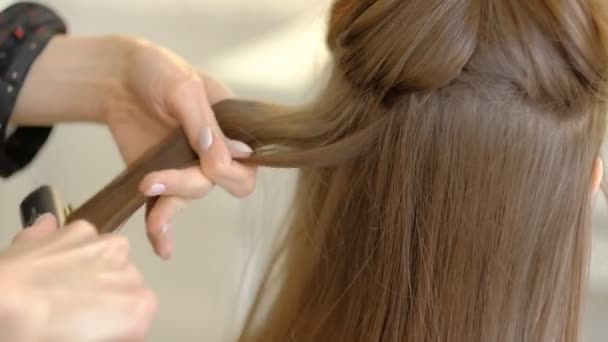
[0,33,602,341]
[0,34,257,341]
[11,35,257,259]
[592,158,603,197]
[0,214,156,342]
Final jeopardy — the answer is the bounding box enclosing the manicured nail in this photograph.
[227,139,254,158]
[199,127,213,152]
[160,223,170,234]
[151,223,170,237]
[145,183,166,197]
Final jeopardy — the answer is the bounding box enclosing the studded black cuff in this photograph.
[0,2,67,178]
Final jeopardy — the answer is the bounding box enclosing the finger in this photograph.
[98,234,133,269]
[77,289,157,342]
[56,219,100,247]
[96,264,145,290]
[226,137,256,159]
[167,77,252,161]
[145,196,184,259]
[12,213,58,244]
[43,221,132,269]
[592,157,603,196]
[167,77,211,156]
[196,71,234,105]
[121,288,158,342]
[139,167,213,199]
[168,76,255,198]
[54,233,132,270]
[145,197,158,220]
[194,74,253,162]
[199,129,257,198]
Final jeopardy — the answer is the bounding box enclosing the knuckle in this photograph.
[170,77,204,105]
[122,290,157,341]
[69,220,98,236]
[233,175,257,198]
[206,159,229,180]
[163,169,182,185]
[134,289,158,321]
[201,148,229,176]
[145,290,159,316]
[126,265,145,285]
[107,235,131,254]
[193,179,214,197]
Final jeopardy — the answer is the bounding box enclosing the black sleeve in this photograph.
[0,2,67,178]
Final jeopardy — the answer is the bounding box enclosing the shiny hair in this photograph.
[68,0,608,341]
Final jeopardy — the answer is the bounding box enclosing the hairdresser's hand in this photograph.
[0,214,157,342]
[104,39,257,259]
[12,36,256,259]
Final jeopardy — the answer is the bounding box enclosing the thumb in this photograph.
[12,214,59,244]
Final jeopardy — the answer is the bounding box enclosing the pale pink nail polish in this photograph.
[160,223,170,234]
[145,184,166,196]
[199,127,213,152]
[227,139,254,158]
[151,223,170,237]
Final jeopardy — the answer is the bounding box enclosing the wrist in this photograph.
[11,34,141,125]
[96,35,149,124]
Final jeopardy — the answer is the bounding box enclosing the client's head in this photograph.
[218,0,608,341]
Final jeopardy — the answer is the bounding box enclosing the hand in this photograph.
[12,35,258,260]
[104,39,257,260]
[0,214,157,342]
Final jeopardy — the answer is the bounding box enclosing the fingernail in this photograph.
[34,213,54,225]
[151,223,170,237]
[160,223,170,234]
[227,139,254,158]
[199,127,213,152]
[145,184,166,197]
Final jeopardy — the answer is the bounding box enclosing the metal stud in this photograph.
[7,85,13,93]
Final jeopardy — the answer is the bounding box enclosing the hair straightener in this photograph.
[18,127,198,231]
[17,99,266,232]
[20,184,69,228]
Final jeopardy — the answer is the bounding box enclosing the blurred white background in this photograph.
[0,1,605,341]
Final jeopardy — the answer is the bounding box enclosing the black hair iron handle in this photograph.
[16,129,196,233]
[17,99,280,233]
[19,185,69,228]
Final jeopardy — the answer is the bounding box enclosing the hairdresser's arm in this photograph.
[11,35,228,125]
[10,35,129,124]
[10,34,256,259]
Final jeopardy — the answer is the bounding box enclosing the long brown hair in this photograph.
[67,0,608,341]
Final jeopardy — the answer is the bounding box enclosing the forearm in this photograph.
[10,35,137,125]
